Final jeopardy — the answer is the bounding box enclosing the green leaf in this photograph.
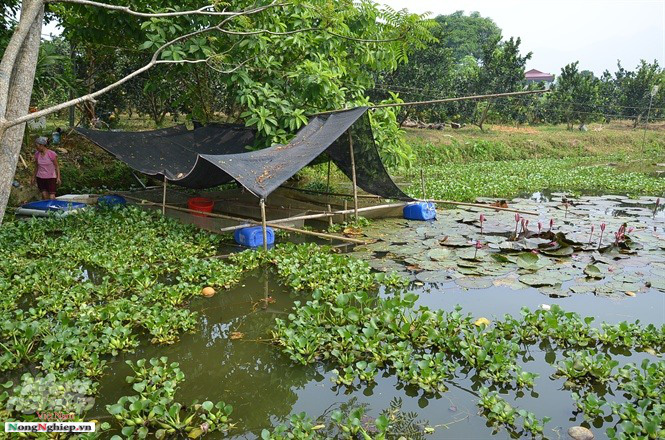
[584,264,604,279]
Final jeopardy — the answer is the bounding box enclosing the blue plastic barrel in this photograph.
[403,202,436,221]
[97,194,126,207]
[234,226,275,247]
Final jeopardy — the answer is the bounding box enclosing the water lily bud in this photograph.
[540,304,551,311]
[549,219,554,229]
[600,223,606,231]
[515,213,520,222]
[538,222,542,232]
[480,214,486,222]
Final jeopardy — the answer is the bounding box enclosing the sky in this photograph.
[380,0,665,76]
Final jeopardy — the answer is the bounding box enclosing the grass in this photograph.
[405,121,664,163]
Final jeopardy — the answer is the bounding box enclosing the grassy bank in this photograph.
[405,122,664,164]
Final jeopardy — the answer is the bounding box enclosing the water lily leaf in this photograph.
[457,266,480,276]
[519,274,560,287]
[540,246,574,257]
[584,264,605,279]
[517,252,545,271]
[440,237,471,247]
[569,284,596,294]
[491,253,512,263]
[499,241,526,252]
[455,277,493,289]
[493,276,528,290]
[415,271,451,284]
[539,286,568,297]
[649,277,665,292]
[427,248,451,261]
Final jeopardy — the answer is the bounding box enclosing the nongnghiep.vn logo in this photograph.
[5,422,95,433]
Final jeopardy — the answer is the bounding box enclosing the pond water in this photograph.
[90,193,663,438]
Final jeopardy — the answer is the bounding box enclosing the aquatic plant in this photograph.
[555,350,619,386]
[598,223,606,249]
[0,208,256,421]
[479,214,486,234]
[107,357,234,439]
[588,225,594,245]
[478,387,550,436]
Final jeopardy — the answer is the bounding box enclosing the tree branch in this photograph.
[0,1,283,131]
[46,0,288,18]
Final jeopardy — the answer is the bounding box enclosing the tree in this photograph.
[614,60,665,127]
[548,62,601,130]
[470,35,531,130]
[376,11,500,124]
[0,0,432,223]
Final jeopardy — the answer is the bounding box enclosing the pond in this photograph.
[89,193,663,438]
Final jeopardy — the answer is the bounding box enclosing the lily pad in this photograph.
[455,277,493,289]
[439,237,471,248]
[584,264,605,279]
[519,273,561,287]
[540,246,574,257]
[517,252,544,271]
[569,284,596,294]
[415,271,452,284]
[427,248,451,262]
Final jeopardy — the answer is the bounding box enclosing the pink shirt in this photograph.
[35,149,57,179]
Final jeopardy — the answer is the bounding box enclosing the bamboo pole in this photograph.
[161,176,167,215]
[343,200,348,222]
[280,186,537,216]
[308,89,549,116]
[420,169,426,200]
[122,194,371,244]
[282,186,382,199]
[327,204,333,228]
[348,131,359,221]
[268,223,367,244]
[423,199,538,216]
[218,202,407,232]
[260,198,268,251]
[325,158,331,204]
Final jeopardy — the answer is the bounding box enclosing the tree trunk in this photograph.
[0,0,44,224]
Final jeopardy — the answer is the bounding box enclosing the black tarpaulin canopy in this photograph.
[76,107,411,200]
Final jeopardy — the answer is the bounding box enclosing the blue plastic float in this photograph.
[403,202,436,221]
[16,200,88,217]
[234,226,275,247]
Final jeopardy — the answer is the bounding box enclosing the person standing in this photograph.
[31,136,61,200]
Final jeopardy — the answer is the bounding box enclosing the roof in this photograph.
[525,69,555,80]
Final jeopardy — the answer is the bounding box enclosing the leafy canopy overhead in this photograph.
[53,0,435,163]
